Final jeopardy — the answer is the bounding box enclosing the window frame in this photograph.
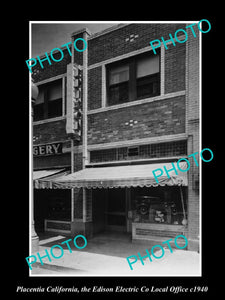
[33,78,64,122]
[106,50,160,106]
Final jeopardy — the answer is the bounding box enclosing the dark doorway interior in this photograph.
[92,188,127,234]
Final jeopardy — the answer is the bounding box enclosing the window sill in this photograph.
[33,115,66,125]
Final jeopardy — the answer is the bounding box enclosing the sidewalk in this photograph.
[30,233,200,276]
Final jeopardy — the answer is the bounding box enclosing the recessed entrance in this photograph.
[92,188,127,234]
[106,188,126,232]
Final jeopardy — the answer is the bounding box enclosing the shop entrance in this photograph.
[106,189,126,232]
[92,188,127,234]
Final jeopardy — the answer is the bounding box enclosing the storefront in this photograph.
[49,162,188,243]
[33,168,71,234]
[33,140,72,234]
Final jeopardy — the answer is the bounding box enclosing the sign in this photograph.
[66,63,82,139]
[33,142,63,157]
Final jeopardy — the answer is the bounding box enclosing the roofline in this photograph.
[88,23,128,40]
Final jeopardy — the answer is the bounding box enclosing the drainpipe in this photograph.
[82,29,90,223]
[82,29,90,169]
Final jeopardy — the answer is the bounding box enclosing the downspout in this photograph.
[82,30,90,223]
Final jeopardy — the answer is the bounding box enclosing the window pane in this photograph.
[33,104,44,121]
[108,81,129,105]
[47,80,62,118]
[48,98,62,118]
[137,73,160,99]
[34,86,44,120]
[48,80,62,101]
[35,86,44,105]
[109,64,129,85]
[137,55,159,78]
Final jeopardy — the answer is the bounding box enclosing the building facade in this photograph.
[32,23,200,251]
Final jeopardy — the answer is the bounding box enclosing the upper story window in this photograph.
[33,79,63,121]
[107,50,160,106]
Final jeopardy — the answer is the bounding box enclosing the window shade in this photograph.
[48,80,62,101]
[109,64,129,85]
[137,55,159,78]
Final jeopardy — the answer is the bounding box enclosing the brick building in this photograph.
[32,23,200,251]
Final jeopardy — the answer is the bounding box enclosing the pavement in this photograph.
[30,232,201,276]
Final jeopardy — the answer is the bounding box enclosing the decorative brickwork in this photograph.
[88,96,185,145]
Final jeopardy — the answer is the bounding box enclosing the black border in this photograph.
[14,10,219,297]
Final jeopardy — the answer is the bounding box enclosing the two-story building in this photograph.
[32,23,200,251]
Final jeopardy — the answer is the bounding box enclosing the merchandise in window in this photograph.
[130,187,187,226]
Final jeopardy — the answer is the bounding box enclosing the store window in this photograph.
[33,79,63,121]
[130,187,187,226]
[107,50,160,106]
[47,194,71,221]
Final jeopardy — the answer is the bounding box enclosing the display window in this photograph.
[130,187,187,226]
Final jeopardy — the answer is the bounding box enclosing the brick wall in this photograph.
[33,119,68,145]
[88,23,186,65]
[32,48,71,83]
[165,43,186,93]
[32,33,84,83]
[73,188,83,219]
[88,67,102,110]
[88,95,185,145]
[87,24,186,112]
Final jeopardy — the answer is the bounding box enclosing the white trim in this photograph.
[88,45,153,70]
[35,73,66,85]
[102,65,106,108]
[88,90,185,115]
[87,133,188,151]
[185,27,189,134]
[87,155,187,167]
[62,76,65,116]
[33,115,66,125]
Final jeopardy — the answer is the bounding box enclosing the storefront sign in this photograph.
[33,142,63,157]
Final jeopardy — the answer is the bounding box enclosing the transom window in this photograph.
[90,140,187,164]
[107,51,160,106]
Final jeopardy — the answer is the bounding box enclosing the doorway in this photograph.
[106,188,126,232]
[92,188,127,234]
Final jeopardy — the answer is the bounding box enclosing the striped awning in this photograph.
[33,169,70,189]
[50,162,188,189]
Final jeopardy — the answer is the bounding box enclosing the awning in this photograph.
[50,162,188,189]
[33,169,70,189]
